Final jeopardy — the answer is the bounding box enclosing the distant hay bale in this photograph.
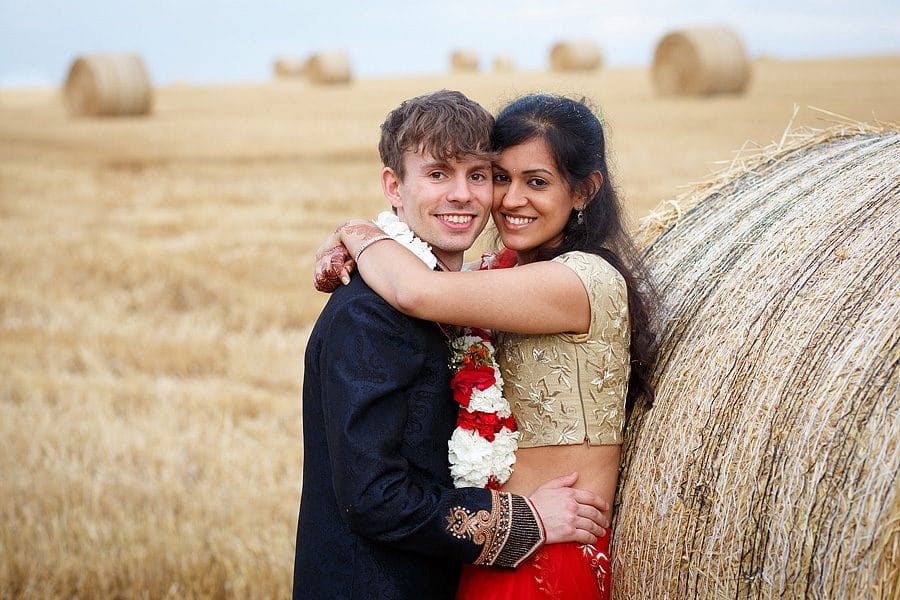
[652,26,751,96]
[64,53,152,117]
[549,41,603,72]
[305,51,352,85]
[493,55,515,73]
[450,50,480,73]
[273,56,307,79]
[614,122,900,599]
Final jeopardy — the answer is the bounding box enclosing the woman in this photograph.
[318,94,655,599]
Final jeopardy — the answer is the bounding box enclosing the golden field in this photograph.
[1,55,898,598]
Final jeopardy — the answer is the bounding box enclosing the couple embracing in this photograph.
[294,89,655,599]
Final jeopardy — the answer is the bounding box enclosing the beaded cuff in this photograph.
[490,494,545,567]
[446,491,545,567]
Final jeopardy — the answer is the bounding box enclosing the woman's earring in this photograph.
[576,208,585,225]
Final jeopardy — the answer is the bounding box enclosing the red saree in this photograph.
[456,532,610,599]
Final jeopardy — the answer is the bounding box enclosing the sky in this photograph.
[1,0,898,87]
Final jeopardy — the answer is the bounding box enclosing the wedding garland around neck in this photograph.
[372,211,519,489]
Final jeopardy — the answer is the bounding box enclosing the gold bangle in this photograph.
[353,234,392,262]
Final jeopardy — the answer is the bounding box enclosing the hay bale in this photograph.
[493,54,515,73]
[450,49,479,73]
[63,53,152,117]
[549,41,603,72]
[652,26,750,96]
[305,51,352,85]
[613,123,900,599]
[273,56,307,78]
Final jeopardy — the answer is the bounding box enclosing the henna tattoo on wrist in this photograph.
[342,222,385,240]
[338,221,394,262]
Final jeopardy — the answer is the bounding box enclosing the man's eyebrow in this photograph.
[419,160,449,170]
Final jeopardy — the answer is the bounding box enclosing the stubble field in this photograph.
[1,55,898,598]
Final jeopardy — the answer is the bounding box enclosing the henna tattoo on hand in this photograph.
[315,246,349,293]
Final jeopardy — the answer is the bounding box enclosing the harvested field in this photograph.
[1,55,898,598]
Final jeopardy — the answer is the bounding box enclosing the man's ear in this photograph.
[382,167,403,209]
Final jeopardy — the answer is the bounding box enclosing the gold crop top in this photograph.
[497,251,630,447]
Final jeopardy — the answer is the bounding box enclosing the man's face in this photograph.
[383,149,493,270]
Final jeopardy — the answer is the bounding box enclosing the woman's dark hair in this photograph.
[492,93,657,411]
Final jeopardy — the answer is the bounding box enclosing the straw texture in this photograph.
[305,51,352,84]
[652,27,750,96]
[549,41,603,72]
[614,121,900,599]
[64,53,152,117]
[450,49,480,73]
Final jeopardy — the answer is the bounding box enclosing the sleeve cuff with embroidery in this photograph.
[445,490,545,568]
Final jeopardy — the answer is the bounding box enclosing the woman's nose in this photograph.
[501,181,527,208]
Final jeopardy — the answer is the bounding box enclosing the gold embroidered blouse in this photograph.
[497,251,630,447]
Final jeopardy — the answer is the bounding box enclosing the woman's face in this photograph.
[491,137,578,264]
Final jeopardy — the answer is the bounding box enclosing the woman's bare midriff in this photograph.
[502,443,621,521]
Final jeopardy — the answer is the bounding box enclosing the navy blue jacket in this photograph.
[293,276,542,599]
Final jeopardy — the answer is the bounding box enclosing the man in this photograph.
[294,90,607,599]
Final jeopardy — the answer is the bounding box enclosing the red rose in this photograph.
[457,410,504,441]
[499,415,517,432]
[480,248,518,270]
[467,328,494,343]
[450,365,496,408]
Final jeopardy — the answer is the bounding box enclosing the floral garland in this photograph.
[371,211,519,489]
[374,211,438,270]
[447,248,519,489]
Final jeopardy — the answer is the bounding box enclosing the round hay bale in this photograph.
[63,53,152,117]
[273,56,307,78]
[305,51,352,85]
[549,41,603,72]
[493,54,515,73]
[652,26,751,96]
[614,124,900,599]
[450,49,480,73]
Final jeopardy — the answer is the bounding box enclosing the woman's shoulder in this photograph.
[552,250,620,278]
[552,251,627,304]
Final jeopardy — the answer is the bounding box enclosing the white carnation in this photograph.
[467,384,511,417]
[448,429,493,488]
[448,425,519,488]
[488,429,519,483]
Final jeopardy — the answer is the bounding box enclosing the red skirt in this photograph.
[456,532,610,600]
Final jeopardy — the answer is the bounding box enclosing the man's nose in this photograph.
[447,176,472,202]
